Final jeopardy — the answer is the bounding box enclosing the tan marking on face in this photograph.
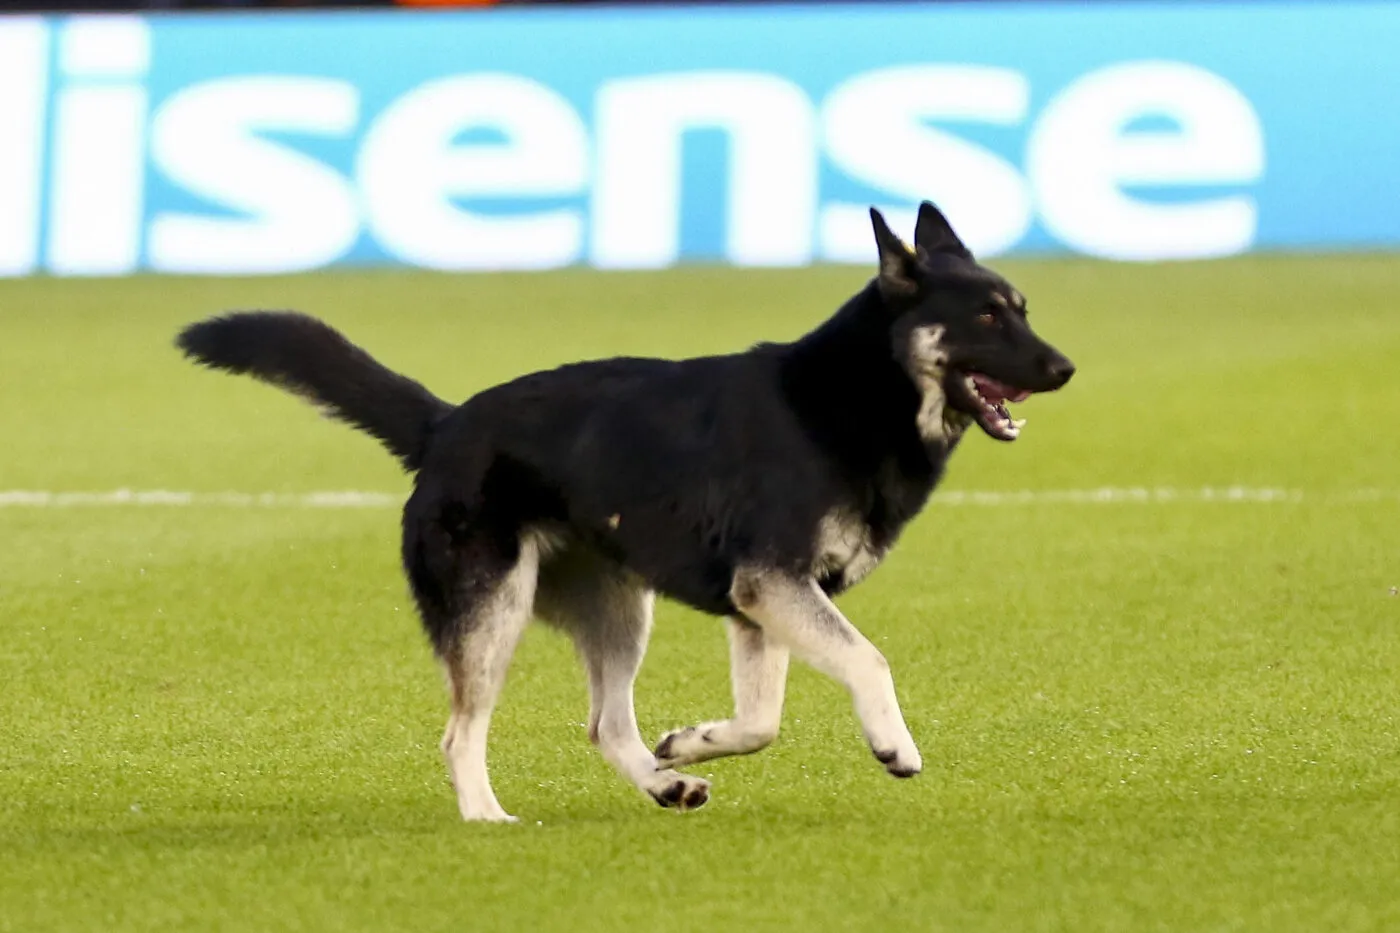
[902,324,961,443]
[1010,290,1026,311]
[907,324,948,376]
[990,292,1008,308]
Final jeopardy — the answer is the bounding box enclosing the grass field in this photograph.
[3,256,1399,932]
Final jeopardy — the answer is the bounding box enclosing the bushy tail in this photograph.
[176,311,452,472]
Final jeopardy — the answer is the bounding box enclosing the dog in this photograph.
[177,202,1074,822]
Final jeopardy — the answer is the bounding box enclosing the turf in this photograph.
[2,256,1399,932]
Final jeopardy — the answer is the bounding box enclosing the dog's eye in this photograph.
[977,312,999,328]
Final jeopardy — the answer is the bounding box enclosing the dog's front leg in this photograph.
[728,568,921,777]
[655,617,790,768]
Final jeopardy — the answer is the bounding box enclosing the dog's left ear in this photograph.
[914,200,973,260]
[870,207,923,300]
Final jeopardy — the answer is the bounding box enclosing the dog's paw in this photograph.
[654,725,707,768]
[871,745,922,779]
[645,770,711,812]
[656,720,776,767]
[467,812,521,824]
[458,804,520,823]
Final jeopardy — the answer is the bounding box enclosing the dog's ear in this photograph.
[913,200,972,260]
[870,207,922,300]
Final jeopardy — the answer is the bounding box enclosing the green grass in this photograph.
[2,256,1399,932]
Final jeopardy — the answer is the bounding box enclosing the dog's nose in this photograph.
[1044,355,1075,388]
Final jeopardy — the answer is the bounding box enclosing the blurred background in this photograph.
[3,2,1399,930]
[2,1,1396,275]
[3,0,1396,484]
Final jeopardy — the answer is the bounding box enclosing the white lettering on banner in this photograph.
[0,21,1271,278]
[1027,61,1265,261]
[0,19,49,277]
[58,15,150,76]
[46,18,149,277]
[820,65,1033,262]
[358,74,588,271]
[148,77,360,274]
[592,72,817,268]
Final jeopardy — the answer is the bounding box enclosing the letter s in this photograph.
[821,65,1032,261]
[148,77,359,274]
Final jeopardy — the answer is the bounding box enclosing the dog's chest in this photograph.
[811,443,952,593]
[813,509,887,592]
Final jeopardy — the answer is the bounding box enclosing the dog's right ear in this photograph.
[870,207,922,301]
[914,200,973,260]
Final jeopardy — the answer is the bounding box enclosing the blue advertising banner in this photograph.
[0,1,1396,278]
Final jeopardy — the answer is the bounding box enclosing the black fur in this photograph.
[178,203,1073,659]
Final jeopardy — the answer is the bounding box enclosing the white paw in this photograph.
[643,770,711,811]
[655,720,775,767]
[460,812,520,823]
[457,800,520,823]
[654,724,715,768]
[871,743,922,778]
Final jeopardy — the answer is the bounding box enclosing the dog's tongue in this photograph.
[972,374,1031,404]
[966,372,1032,442]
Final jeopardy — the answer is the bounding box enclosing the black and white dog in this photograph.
[178,202,1074,822]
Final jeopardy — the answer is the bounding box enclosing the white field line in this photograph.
[1,487,1398,509]
[0,490,400,508]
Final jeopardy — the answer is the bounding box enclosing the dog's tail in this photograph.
[176,311,452,472]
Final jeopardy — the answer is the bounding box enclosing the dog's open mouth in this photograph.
[960,372,1031,442]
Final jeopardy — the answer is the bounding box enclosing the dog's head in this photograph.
[871,202,1074,442]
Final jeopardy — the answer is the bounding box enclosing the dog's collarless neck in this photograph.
[779,284,951,523]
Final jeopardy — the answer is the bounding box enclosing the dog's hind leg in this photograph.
[577,594,712,811]
[536,555,710,812]
[435,534,541,823]
[654,617,789,768]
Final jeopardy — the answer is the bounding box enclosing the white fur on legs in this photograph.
[577,590,710,810]
[655,617,789,768]
[440,536,539,823]
[441,711,515,822]
[729,569,922,777]
[535,557,710,812]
